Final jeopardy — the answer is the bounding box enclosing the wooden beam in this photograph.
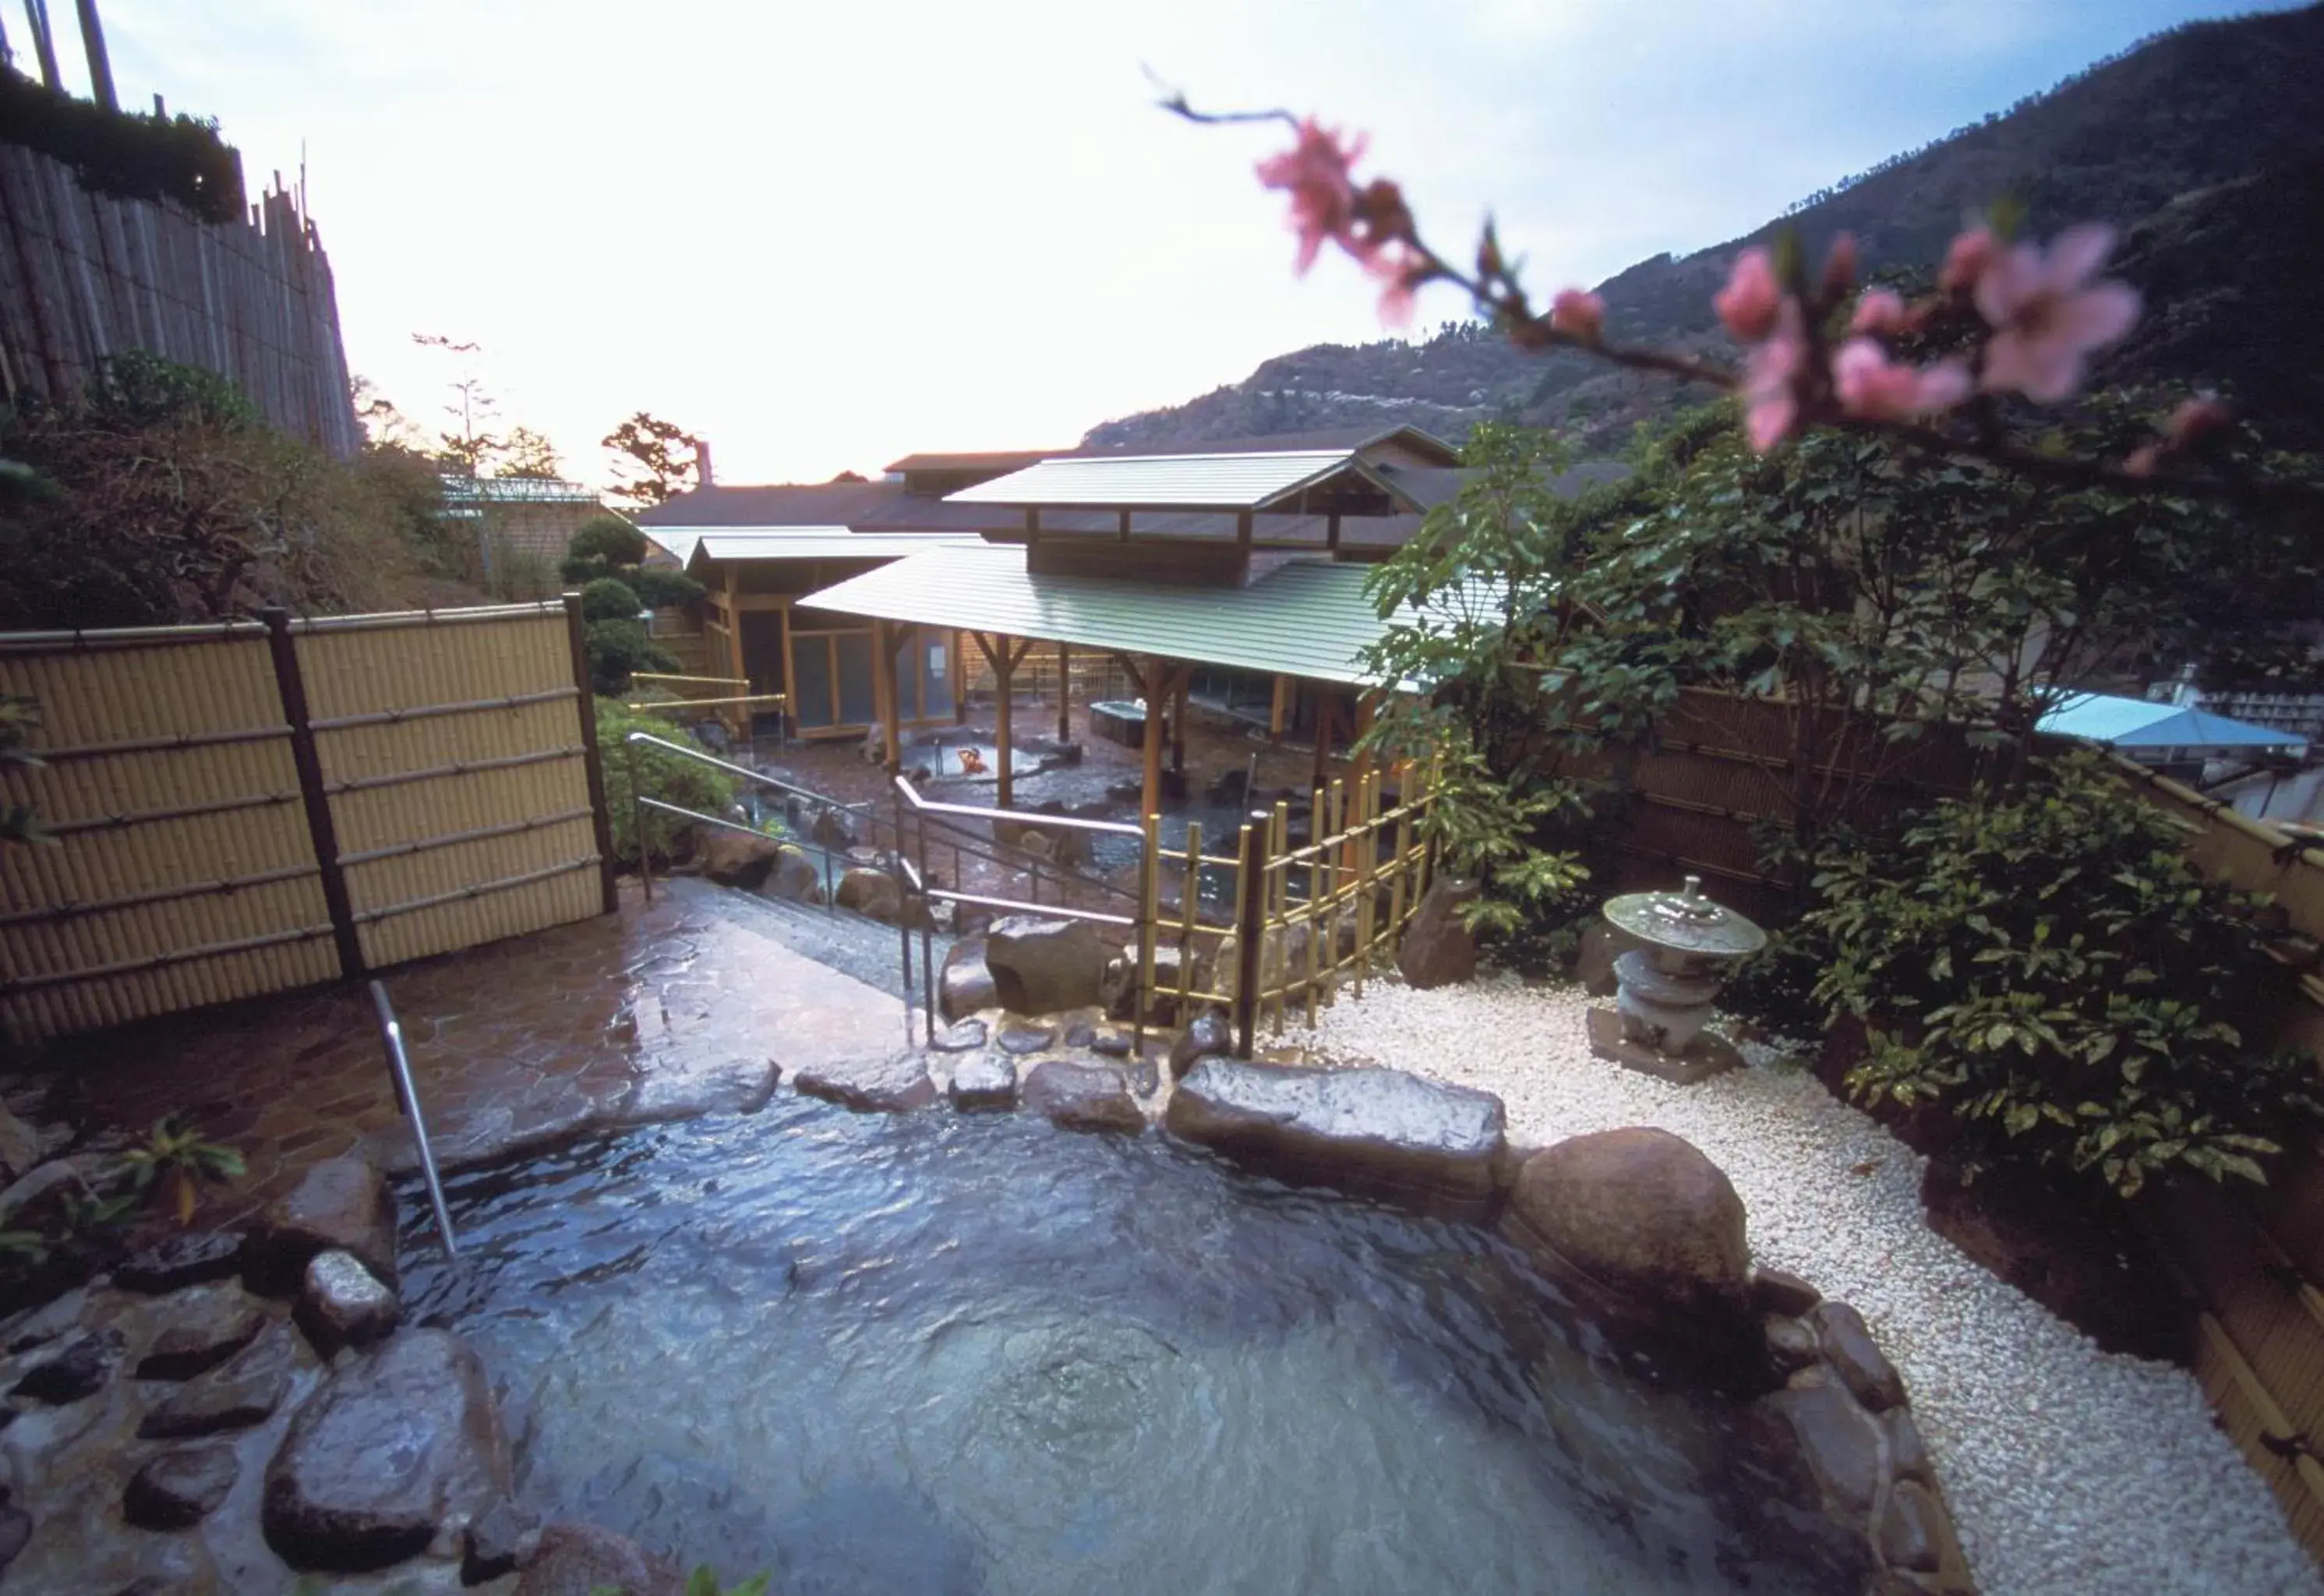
[1056,639,1072,742]
[953,630,969,722]
[872,620,902,774]
[1312,693,1337,793]
[722,567,746,688]
[1026,507,1040,549]
[991,633,1017,808]
[1326,511,1342,553]
[1270,675,1289,741]
[779,603,799,737]
[1236,509,1253,548]
[1170,666,1189,775]
[1118,510,1132,542]
[1140,654,1168,824]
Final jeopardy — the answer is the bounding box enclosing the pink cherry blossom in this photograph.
[1716,247,1782,343]
[1849,288,1909,336]
[1256,118,1367,275]
[2128,397,2234,475]
[1938,227,1994,294]
[1549,288,1605,341]
[1831,337,1973,421]
[1742,299,1809,451]
[1973,224,2142,401]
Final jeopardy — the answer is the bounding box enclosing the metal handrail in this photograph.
[367,980,458,1261]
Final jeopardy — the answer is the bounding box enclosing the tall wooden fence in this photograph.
[0,600,616,1042]
[0,141,360,456]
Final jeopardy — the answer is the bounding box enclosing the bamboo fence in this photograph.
[0,599,616,1041]
[0,140,360,456]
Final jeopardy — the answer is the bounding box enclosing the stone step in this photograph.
[662,874,955,1004]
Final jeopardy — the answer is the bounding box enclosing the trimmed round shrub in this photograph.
[580,577,645,623]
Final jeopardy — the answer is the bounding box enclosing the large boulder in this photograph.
[1168,1008,1233,1078]
[756,844,825,904]
[836,867,904,923]
[295,1249,401,1354]
[1022,1061,1145,1135]
[261,1328,512,1573]
[1165,1060,1506,1217]
[132,1282,266,1379]
[793,1051,938,1114]
[1397,875,1482,989]
[125,1444,241,1530]
[1503,1128,1752,1326]
[939,937,997,1021]
[245,1153,399,1294]
[517,1520,683,1596]
[115,1230,245,1294]
[698,825,783,888]
[984,916,1107,1016]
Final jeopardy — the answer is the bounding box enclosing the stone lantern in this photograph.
[1586,875,1766,1085]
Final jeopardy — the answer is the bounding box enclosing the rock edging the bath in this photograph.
[1164,1058,1506,1216]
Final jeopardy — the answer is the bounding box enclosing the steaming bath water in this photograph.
[402,1100,1854,1594]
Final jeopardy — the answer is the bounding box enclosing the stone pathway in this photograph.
[39,876,909,1226]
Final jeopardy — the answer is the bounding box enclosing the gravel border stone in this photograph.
[1289,973,2322,1596]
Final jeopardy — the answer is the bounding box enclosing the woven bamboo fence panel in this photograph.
[0,625,336,1037]
[294,610,602,971]
[0,143,361,456]
[0,603,612,1043]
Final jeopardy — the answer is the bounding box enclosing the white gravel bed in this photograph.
[1289,973,2323,1596]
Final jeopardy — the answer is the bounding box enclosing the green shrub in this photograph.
[1806,750,2323,1197]
[599,699,735,863]
[585,618,676,695]
[580,577,644,623]
[565,514,648,573]
[628,567,705,609]
[0,70,244,222]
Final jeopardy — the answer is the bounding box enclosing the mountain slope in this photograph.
[1083,4,2324,453]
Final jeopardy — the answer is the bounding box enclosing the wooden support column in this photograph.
[1326,511,1343,553]
[1056,640,1072,741]
[1118,510,1132,542]
[871,620,902,774]
[1170,668,1188,775]
[1351,692,1377,781]
[1138,655,1167,825]
[953,630,969,723]
[1312,694,1338,793]
[722,567,745,688]
[972,633,1033,808]
[1270,675,1289,742]
[1235,510,1254,551]
[777,602,798,737]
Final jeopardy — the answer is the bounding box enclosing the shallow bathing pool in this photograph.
[402,1101,1852,1594]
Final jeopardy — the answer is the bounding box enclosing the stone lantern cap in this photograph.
[1602,875,1768,960]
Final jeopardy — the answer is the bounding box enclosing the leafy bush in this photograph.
[628,567,705,609]
[0,69,244,222]
[563,514,649,575]
[1806,750,2323,1196]
[599,699,735,863]
[585,619,678,696]
[580,577,644,623]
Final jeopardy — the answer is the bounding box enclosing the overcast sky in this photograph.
[49,1,2297,486]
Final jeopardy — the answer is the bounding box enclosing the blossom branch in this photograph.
[1174,94,2322,514]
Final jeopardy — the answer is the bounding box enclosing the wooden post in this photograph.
[971,632,1026,809]
[1056,639,1072,741]
[73,0,117,111]
[1170,667,1190,775]
[1312,694,1337,793]
[777,602,799,740]
[872,620,901,774]
[1139,655,1167,824]
[263,606,364,976]
[561,593,623,914]
[1270,676,1289,742]
[1326,511,1343,553]
[952,630,969,723]
[1231,810,1270,1059]
[24,0,62,92]
[721,567,745,688]
[1118,510,1132,542]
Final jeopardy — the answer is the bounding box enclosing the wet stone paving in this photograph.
[41,878,909,1226]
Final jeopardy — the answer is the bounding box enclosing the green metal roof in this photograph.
[798,545,1396,686]
[943,450,1422,514]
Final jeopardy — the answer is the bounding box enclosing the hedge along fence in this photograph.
[0,137,360,455]
[0,599,617,1043]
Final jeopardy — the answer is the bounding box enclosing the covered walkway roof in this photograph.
[2037,690,2305,758]
[678,528,979,565]
[799,543,1394,687]
[943,450,1424,514]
